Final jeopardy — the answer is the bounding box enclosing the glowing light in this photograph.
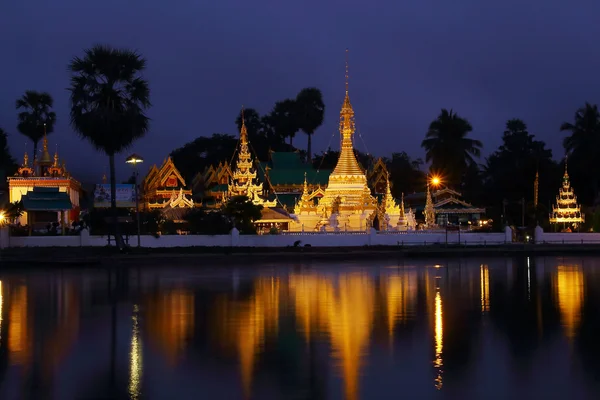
[433,290,443,390]
[0,211,5,225]
[430,176,441,186]
[129,304,142,400]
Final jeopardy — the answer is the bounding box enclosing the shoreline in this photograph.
[1,244,600,267]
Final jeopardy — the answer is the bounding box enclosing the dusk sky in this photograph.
[2,0,599,183]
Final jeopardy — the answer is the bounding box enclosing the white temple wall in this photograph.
[3,229,512,248]
[533,230,600,244]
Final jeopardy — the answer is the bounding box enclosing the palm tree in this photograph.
[296,88,325,162]
[15,91,56,158]
[68,45,151,249]
[421,109,482,185]
[0,127,18,177]
[268,99,299,146]
[560,102,600,203]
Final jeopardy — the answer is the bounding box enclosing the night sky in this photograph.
[2,0,599,183]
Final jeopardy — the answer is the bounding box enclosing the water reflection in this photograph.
[129,304,142,400]
[0,258,599,399]
[555,265,584,340]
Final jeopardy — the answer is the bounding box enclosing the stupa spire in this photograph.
[332,49,364,176]
[39,123,52,165]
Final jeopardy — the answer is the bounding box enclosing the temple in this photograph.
[404,187,485,226]
[290,51,378,232]
[227,111,277,207]
[143,157,196,219]
[549,160,584,230]
[7,134,81,232]
[381,175,416,231]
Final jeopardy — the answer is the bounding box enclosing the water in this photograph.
[0,257,599,400]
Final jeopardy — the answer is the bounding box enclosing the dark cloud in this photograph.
[1,0,598,182]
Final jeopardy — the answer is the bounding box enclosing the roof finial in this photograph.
[345,48,349,94]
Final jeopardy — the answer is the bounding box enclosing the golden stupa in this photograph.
[291,50,377,232]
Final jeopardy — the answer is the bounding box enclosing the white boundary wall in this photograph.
[1,227,513,248]
[533,225,600,244]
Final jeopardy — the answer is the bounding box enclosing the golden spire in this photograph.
[303,171,308,195]
[53,144,59,167]
[424,181,436,226]
[39,123,52,165]
[102,173,107,184]
[400,193,405,217]
[331,49,364,176]
[23,151,29,167]
[240,106,248,145]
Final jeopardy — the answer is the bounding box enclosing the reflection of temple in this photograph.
[8,135,81,228]
[143,157,196,220]
[290,273,374,400]
[549,161,584,229]
[212,278,280,398]
[555,265,584,340]
[145,289,195,365]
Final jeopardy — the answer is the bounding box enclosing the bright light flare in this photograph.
[430,176,441,186]
[0,211,5,225]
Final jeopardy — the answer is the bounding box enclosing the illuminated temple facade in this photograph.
[289,61,411,232]
[8,135,81,228]
[549,161,584,229]
[143,157,196,218]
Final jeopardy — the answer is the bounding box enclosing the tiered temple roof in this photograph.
[143,157,195,210]
[549,161,584,226]
[228,111,276,207]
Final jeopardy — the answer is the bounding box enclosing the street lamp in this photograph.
[126,153,144,247]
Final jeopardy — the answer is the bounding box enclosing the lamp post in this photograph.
[126,154,144,247]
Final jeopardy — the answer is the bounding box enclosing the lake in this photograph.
[0,256,599,399]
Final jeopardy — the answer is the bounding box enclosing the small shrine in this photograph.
[549,160,584,230]
[7,134,81,230]
[227,111,276,207]
[143,157,196,216]
[380,175,416,231]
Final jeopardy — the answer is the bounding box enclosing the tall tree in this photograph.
[560,102,600,204]
[385,152,425,197]
[68,45,151,250]
[235,108,262,137]
[0,127,18,183]
[268,99,299,146]
[483,118,559,228]
[15,91,56,159]
[421,109,482,186]
[295,88,325,162]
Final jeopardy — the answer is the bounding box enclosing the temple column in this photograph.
[61,210,65,235]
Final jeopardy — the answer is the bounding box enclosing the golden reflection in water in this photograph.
[382,271,417,339]
[238,277,280,398]
[480,264,490,313]
[43,282,80,375]
[129,304,142,400]
[212,277,280,399]
[433,289,443,390]
[290,273,374,400]
[8,285,31,366]
[555,265,584,340]
[146,289,195,365]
